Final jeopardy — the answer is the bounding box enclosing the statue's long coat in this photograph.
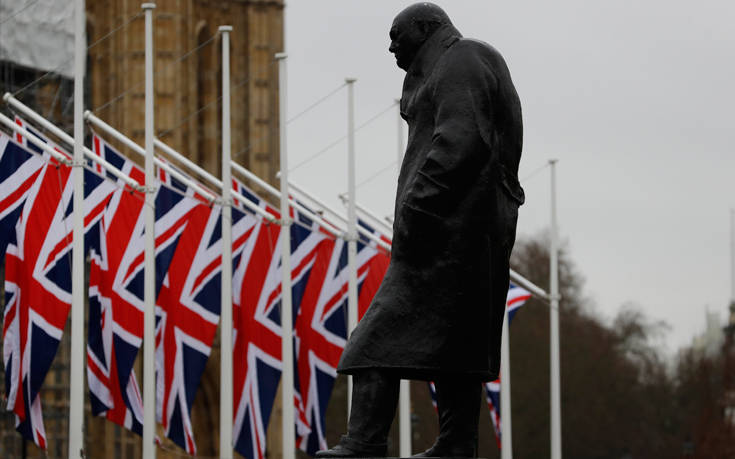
[338,24,524,382]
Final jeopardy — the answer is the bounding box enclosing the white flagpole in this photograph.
[3,94,142,189]
[396,99,412,458]
[549,159,561,459]
[68,0,86,457]
[338,197,393,236]
[142,4,157,458]
[219,25,233,459]
[500,308,512,459]
[345,77,358,418]
[730,209,735,304]
[276,52,296,459]
[289,182,390,253]
[230,161,341,239]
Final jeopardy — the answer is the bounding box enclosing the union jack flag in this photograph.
[506,282,531,325]
[86,134,195,437]
[484,377,502,448]
[154,172,265,454]
[3,124,117,448]
[232,187,327,459]
[0,117,80,261]
[155,201,220,453]
[427,282,531,450]
[355,220,391,321]
[293,218,389,455]
[0,130,45,262]
[1,128,59,449]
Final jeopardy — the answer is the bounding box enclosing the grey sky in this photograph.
[285,0,735,352]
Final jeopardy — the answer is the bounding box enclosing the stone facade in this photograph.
[87,0,283,181]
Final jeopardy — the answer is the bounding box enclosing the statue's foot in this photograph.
[315,436,387,458]
[314,444,370,458]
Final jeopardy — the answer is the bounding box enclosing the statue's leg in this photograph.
[316,369,400,458]
[413,376,481,458]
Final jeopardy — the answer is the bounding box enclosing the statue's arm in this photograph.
[403,44,498,220]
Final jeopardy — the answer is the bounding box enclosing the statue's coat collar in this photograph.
[406,24,462,80]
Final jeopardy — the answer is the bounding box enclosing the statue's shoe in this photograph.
[315,437,387,458]
[315,445,368,458]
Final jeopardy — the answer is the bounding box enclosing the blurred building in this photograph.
[692,309,725,358]
[0,0,283,457]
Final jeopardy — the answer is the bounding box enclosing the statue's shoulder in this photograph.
[437,38,505,79]
[450,38,505,64]
[444,38,513,83]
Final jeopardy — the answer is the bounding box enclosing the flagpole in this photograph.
[500,307,512,459]
[287,181,391,253]
[276,52,296,459]
[142,4,157,459]
[730,209,735,304]
[68,0,86,457]
[229,161,342,239]
[549,159,562,459]
[337,197,393,236]
[219,25,233,459]
[396,99,412,458]
[345,77,358,418]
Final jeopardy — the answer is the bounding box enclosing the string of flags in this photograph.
[0,116,531,457]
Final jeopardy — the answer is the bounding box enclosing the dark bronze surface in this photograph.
[320,3,523,457]
[338,2,523,383]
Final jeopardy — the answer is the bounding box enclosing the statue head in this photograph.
[389,2,452,71]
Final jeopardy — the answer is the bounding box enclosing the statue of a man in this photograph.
[317,3,524,457]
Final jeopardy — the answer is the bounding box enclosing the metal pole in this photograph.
[68,1,85,457]
[500,307,512,459]
[83,111,217,202]
[337,195,393,236]
[510,269,550,302]
[142,4,156,458]
[229,161,342,238]
[276,52,296,459]
[3,95,143,190]
[288,182,390,252]
[357,202,394,236]
[219,25,233,459]
[399,378,411,456]
[549,159,561,459]
[0,114,74,164]
[396,98,411,458]
[345,77,358,418]
[730,209,735,303]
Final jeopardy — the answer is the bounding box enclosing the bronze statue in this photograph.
[317,3,524,457]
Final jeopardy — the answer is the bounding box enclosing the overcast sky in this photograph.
[285,0,735,352]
